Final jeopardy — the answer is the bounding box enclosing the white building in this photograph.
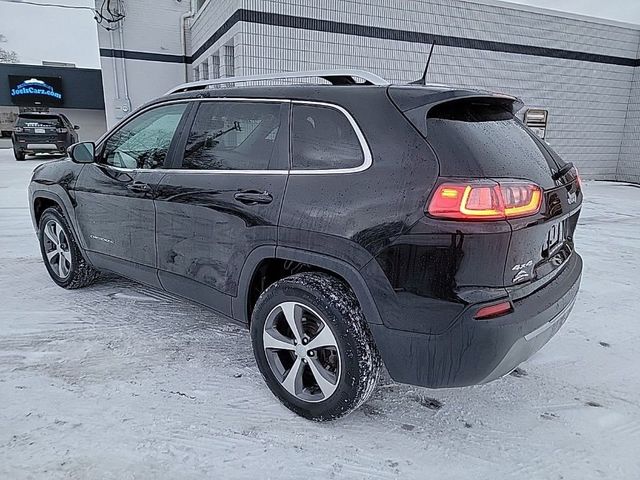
[96,0,640,183]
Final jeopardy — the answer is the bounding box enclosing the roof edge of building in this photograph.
[464,0,640,31]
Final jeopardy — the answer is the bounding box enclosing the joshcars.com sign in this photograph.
[9,75,64,106]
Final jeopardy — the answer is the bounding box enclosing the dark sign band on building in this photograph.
[9,75,64,107]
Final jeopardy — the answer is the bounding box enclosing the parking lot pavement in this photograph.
[1,149,639,479]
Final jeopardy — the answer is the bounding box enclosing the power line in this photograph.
[0,0,126,31]
[94,0,125,31]
[0,0,95,11]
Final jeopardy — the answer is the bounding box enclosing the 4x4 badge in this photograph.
[513,270,530,282]
[512,260,533,271]
[512,260,533,283]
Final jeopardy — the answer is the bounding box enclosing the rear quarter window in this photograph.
[292,104,364,170]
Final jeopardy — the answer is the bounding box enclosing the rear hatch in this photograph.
[395,92,582,288]
[15,114,64,141]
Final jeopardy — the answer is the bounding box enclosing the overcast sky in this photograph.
[506,0,640,25]
[0,0,100,68]
[0,0,638,70]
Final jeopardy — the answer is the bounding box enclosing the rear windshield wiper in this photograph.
[552,162,574,180]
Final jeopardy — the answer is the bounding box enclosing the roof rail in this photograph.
[165,69,390,95]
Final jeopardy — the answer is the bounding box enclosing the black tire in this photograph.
[13,145,25,161]
[38,207,100,289]
[251,272,382,421]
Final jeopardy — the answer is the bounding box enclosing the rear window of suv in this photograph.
[16,115,63,128]
[426,99,561,189]
[292,104,364,170]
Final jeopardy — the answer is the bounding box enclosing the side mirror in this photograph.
[68,142,95,164]
[74,125,80,130]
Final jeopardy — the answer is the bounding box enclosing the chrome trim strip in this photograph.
[524,298,576,342]
[97,98,372,176]
[104,165,289,175]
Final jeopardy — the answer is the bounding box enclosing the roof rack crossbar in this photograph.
[165,69,390,95]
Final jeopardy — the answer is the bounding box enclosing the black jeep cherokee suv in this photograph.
[13,112,79,161]
[28,70,582,420]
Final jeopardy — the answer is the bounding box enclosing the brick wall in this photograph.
[618,42,640,183]
[187,0,640,181]
[98,0,640,181]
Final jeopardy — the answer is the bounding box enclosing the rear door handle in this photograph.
[234,190,273,205]
[127,181,151,194]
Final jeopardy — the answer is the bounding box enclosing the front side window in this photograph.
[292,104,364,170]
[182,101,283,170]
[101,103,187,169]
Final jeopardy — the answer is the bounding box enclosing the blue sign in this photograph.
[9,75,64,106]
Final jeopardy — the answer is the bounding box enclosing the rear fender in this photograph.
[233,246,383,326]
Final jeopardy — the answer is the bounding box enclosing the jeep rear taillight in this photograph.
[575,167,582,188]
[428,180,542,221]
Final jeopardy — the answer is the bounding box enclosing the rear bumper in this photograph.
[13,136,69,152]
[369,252,582,388]
[26,144,65,152]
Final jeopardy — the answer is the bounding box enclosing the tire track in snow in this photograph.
[3,168,640,479]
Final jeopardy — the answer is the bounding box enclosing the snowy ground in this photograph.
[1,149,639,480]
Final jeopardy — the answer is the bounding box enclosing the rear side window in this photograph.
[292,104,363,170]
[182,101,284,170]
[16,115,62,128]
[426,100,560,189]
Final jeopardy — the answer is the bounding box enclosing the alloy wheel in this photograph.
[263,301,341,403]
[43,219,72,279]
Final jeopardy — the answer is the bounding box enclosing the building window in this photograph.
[212,53,220,79]
[224,44,234,77]
[201,59,209,80]
[193,66,200,82]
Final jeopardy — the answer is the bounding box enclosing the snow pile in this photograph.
[0,151,638,479]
